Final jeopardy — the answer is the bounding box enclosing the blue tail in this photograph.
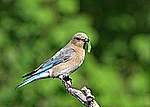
[15,70,50,89]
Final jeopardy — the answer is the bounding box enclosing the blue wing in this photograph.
[21,59,63,78]
[15,48,75,89]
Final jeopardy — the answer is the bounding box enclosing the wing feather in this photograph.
[22,48,75,78]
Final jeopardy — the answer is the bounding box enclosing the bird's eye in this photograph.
[75,37,80,40]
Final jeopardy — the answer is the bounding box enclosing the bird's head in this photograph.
[71,33,91,53]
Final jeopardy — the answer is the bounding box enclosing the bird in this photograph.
[15,33,91,89]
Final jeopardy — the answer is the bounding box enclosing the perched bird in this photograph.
[15,33,91,89]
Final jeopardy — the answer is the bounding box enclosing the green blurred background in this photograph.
[0,0,149,106]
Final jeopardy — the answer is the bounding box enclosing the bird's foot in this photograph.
[59,75,72,86]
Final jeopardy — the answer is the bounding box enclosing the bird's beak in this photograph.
[84,38,89,43]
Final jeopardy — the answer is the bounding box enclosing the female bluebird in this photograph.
[15,33,90,89]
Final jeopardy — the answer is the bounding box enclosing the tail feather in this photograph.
[22,64,52,78]
[22,60,62,78]
[15,76,37,89]
[15,70,50,89]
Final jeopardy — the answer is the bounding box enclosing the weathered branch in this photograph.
[61,77,100,107]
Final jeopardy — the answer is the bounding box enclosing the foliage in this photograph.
[0,0,149,106]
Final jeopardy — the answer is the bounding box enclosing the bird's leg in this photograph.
[63,76,72,81]
[58,75,65,83]
[59,75,72,86]
[64,76,72,86]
